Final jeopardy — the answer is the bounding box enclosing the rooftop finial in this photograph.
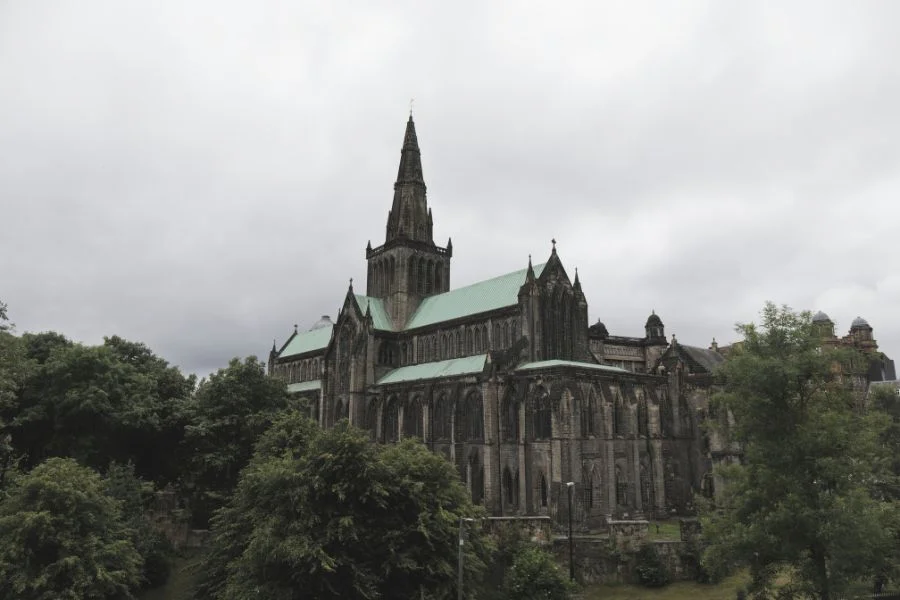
[293,324,298,333]
[409,97,414,117]
[551,238,556,250]
[349,277,354,291]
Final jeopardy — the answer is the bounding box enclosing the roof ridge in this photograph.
[430,262,548,298]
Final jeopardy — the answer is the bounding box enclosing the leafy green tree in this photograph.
[105,462,174,589]
[7,333,194,485]
[0,328,26,490]
[501,545,572,600]
[702,303,895,600]
[0,457,142,600]
[182,356,291,526]
[194,413,490,600]
[0,299,10,331]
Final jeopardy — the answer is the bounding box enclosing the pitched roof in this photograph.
[515,359,629,374]
[287,380,322,393]
[376,354,488,385]
[354,295,394,331]
[280,326,333,358]
[405,263,546,330]
[679,345,726,373]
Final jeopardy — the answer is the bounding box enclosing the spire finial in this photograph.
[349,277,354,291]
[293,324,298,333]
[409,97,414,117]
[551,238,556,250]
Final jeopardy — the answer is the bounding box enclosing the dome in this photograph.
[851,316,870,329]
[812,311,831,323]
[645,311,663,328]
[589,319,609,339]
[310,315,333,330]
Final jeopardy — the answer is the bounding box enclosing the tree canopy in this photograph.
[702,303,897,600]
[181,356,292,526]
[194,412,490,600]
[5,332,195,485]
[0,457,142,600]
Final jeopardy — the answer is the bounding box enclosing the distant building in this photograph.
[266,116,891,526]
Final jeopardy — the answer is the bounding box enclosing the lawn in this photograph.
[139,548,204,600]
[582,572,749,600]
[647,521,682,541]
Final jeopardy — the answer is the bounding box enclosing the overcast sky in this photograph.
[2,1,898,376]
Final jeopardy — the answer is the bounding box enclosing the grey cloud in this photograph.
[2,1,898,376]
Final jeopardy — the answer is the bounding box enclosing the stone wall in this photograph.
[550,536,691,585]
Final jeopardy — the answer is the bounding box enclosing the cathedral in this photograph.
[267,115,893,527]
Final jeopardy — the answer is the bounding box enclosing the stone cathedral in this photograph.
[266,116,893,528]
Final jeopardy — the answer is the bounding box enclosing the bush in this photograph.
[634,543,670,588]
[503,545,573,600]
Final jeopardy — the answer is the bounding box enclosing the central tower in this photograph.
[365,115,452,327]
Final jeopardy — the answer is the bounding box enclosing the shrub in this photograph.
[634,543,670,588]
[503,545,573,600]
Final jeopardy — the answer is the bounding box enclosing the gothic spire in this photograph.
[396,114,425,185]
[386,115,431,243]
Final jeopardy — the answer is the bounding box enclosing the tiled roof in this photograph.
[376,354,488,385]
[287,380,322,393]
[405,263,546,330]
[280,326,333,358]
[679,345,726,373]
[516,360,629,374]
[354,295,394,331]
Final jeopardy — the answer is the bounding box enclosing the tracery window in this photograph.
[640,462,652,507]
[533,391,552,440]
[430,394,452,440]
[382,397,399,443]
[469,452,484,505]
[615,465,628,507]
[503,467,519,507]
[364,398,378,440]
[402,397,423,440]
[501,393,518,442]
[455,390,484,441]
[580,392,595,437]
[583,468,594,510]
[540,473,548,507]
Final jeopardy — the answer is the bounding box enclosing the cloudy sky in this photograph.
[2,1,898,376]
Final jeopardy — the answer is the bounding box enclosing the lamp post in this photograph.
[458,517,474,600]
[566,481,575,581]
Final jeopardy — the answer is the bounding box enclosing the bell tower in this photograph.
[365,115,452,327]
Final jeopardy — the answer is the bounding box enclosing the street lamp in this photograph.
[566,481,575,581]
[458,517,474,600]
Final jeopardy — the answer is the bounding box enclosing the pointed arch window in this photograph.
[540,473,548,507]
[469,451,484,505]
[474,328,481,353]
[637,399,649,437]
[501,393,518,442]
[640,462,652,507]
[455,390,484,441]
[456,330,463,357]
[402,397,423,440]
[430,394,452,441]
[364,398,378,440]
[615,465,629,507]
[583,468,594,510]
[613,395,626,437]
[581,392,595,437]
[382,397,399,443]
[533,391,552,440]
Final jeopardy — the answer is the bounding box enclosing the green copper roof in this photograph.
[354,295,394,331]
[377,354,488,385]
[287,380,322,393]
[280,326,333,358]
[516,360,629,374]
[405,263,545,330]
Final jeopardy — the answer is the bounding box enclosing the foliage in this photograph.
[701,303,895,600]
[0,298,10,331]
[181,356,291,527]
[502,544,573,600]
[0,329,27,490]
[635,543,670,588]
[106,462,174,590]
[5,333,194,485]
[0,457,142,600]
[194,413,490,600]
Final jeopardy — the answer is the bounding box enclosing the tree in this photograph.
[105,462,174,590]
[182,356,292,527]
[501,545,572,600]
[702,303,895,600]
[194,413,490,600]
[0,457,142,600]
[6,333,194,485]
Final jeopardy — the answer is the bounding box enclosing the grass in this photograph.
[582,572,750,600]
[647,520,681,541]
[138,548,204,600]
